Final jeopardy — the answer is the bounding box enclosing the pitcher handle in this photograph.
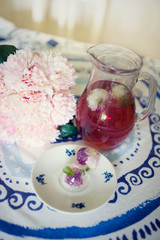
[136,72,157,121]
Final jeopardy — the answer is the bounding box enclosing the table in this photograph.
[0,17,160,240]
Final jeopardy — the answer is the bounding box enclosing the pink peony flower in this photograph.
[0,49,76,146]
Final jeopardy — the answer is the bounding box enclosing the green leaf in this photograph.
[0,45,18,64]
[59,124,79,138]
[63,166,74,176]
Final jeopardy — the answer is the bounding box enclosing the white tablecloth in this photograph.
[0,18,160,240]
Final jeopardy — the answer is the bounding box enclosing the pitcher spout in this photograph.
[87,44,143,75]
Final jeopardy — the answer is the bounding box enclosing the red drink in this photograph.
[76,80,136,150]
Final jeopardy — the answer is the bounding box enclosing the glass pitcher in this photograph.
[76,44,157,150]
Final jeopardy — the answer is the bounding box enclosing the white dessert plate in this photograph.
[31,144,117,213]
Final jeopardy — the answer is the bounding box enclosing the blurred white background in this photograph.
[0,0,160,58]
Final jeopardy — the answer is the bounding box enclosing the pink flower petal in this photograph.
[0,49,76,146]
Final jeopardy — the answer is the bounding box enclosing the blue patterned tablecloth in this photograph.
[0,18,160,240]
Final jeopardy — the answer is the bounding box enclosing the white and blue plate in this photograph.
[31,144,117,213]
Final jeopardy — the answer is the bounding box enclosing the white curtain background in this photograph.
[0,0,160,58]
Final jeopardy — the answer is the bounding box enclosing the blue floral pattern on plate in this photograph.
[36,174,46,185]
